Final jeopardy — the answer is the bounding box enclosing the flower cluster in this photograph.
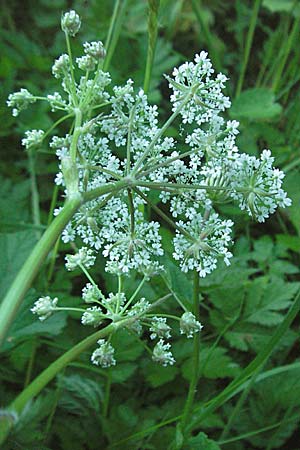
[10,10,291,369]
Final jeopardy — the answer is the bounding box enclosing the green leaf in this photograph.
[111,362,137,383]
[263,0,300,15]
[0,231,37,299]
[187,431,221,449]
[230,88,282,120]
[182,346,240,380]
[143,360,179,387]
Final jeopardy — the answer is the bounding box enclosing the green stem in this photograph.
[103,0,128,72]
[70,108,82,162]
[235,0,261,97]
[191,0,221,72]
[64,32,78,106]
[0,294,172,445]
[272,15,300,93]
[24,340,37,388]
[103,371,112,418]
[0,321,118,445]
[144,0,160,94]
[0,195,82,348]
[133,186,192,240]
[131,93,192,175]
[28,149,41,239]
[179,272,200,440]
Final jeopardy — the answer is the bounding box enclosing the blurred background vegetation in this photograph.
[0,1,300,449]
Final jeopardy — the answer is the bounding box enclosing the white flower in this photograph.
[152,339,175,366]
[82,283,104,303]
[91,339,116,368]
[31,296,58,321]
[230,150,292,222]
[166,52,230,124]
[180,312,203,338]
[76,55,97,72]
[150,317,171,340]
[81,306,103,327]
[52,54,70,79]
[7,88,36,116]
[61,10,81,36]
[173,212,233,277]
[21,130,44,150]
[65,247,96,270]
[83,41,106,59]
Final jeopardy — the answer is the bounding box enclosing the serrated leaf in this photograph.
[230,88,282,120]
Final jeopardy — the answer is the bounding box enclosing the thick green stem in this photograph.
[179,272,200,439]
[0,195,82,348]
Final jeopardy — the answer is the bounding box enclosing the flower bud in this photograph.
[150,317,171,340]
[83,41,106,60]
[31,296,58,321]
[91,339,116,368]
[61,10,81,37]
[7,89,36,117]
[22,129,44,150]
[82,283,104,303]
[52,54,70,79]
[152,339,175,366]
[65,247,96,271]
[81,306,103,327]
[180,312,203,338]
[76,55,96,72]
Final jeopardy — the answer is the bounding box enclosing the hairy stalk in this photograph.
[144,0,160,93]
[235,0,261,97]
[179,272,200,441]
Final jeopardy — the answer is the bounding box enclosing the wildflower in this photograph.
[91,339,116,368]
[76,55,97,72]
[65,247,96,270]
[149,317,171,340]
[84,41,106,60]
[31,296,58,321]
[21,130,44,150]
[61,10,81,37]
[180,312,203,338]
[81,306,103,327]
[152,339,175,366]
[7,89,36,117]
[82,283,104,303]
[173,212,233,276]
[52,54,70,79]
